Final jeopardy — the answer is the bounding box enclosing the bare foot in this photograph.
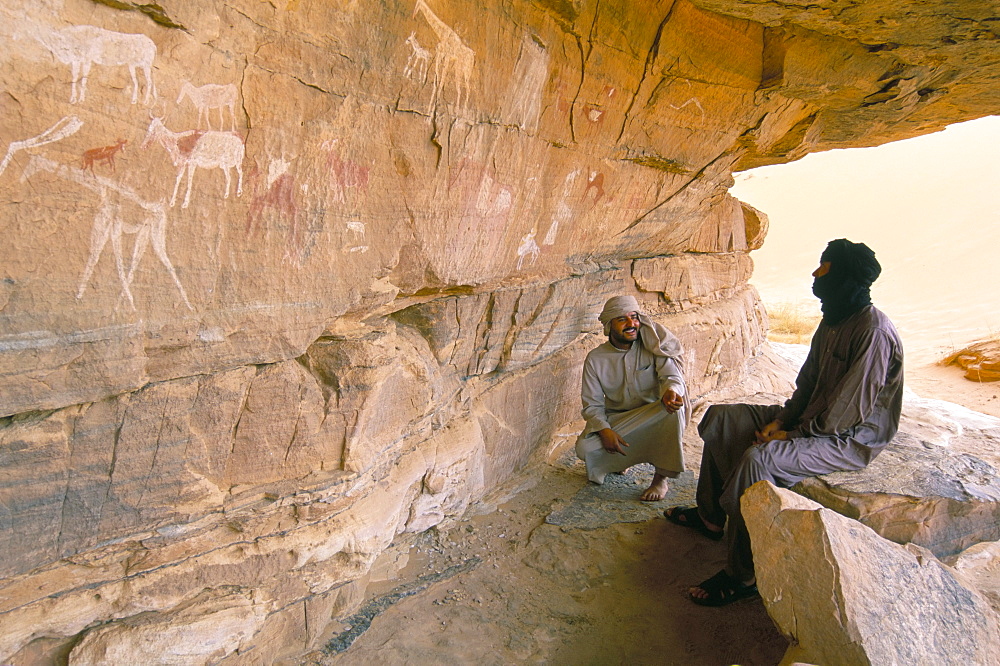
[689,583,709,601]
[640,473,669,501]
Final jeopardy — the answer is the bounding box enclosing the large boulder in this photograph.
[743,481,1000,666]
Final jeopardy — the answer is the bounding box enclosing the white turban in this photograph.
[597,295,684,360]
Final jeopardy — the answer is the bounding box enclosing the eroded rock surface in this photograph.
[1,0,999,660]
[795,431,1000,558]
[944,339,1000,382]
[743,482,1000,666]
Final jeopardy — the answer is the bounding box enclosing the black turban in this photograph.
[813,239,881,324]
[820,238,881,287]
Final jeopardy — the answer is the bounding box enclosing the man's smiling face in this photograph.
[609,311,640,349]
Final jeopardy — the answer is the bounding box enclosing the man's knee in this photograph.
[697,404,723,437]
[739,444,773,475]
[698,404,732,452]
[575,433,600,460]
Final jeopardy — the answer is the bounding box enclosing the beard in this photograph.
[609,325,638,348]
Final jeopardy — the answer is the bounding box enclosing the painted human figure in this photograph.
[667,239,903,606]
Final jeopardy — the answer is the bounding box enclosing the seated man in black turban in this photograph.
[666,239,904,606]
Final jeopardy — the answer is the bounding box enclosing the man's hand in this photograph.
[754,419,789,446]
[661,389,683,414]
[598,428,629,455]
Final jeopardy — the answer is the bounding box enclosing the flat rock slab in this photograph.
[774,341,1000,558]
[795,424,1000,559]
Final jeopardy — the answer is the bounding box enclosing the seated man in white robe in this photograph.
[575,295,688,501]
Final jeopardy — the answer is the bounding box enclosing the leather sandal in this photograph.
[664,506,724,541]
[689,570,759,607]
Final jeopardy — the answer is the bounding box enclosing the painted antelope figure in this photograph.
[142,117,245,209]
[36,25,157,104]
[404,32,430,81]
[81,138,126,172]
[176,81,238,131]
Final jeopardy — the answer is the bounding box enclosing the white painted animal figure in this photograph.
[404,32,431,81]
[516,229,540,270]
[413,0,475,111]
[142,117,244,208]
[176,81,238,130]
[347,219,365,240]
[0,116,82,177]
[20,156,192,311]
[36,25,157,104]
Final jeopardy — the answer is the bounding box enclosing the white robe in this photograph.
[575,340,686,483]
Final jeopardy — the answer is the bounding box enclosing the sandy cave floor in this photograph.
[303,443,787,665]
[301,362,997,666]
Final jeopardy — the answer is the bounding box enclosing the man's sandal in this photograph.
[689,570,759,607]
[663,506,724,541]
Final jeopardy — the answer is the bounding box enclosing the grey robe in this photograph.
[698,304,904,581]
[576,340,686,483]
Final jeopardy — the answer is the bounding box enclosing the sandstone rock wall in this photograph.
[1,0,997,661]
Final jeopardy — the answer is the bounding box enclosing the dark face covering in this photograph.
[812,239,881,325]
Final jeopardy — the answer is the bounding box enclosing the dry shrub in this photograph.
[766,302,820,345]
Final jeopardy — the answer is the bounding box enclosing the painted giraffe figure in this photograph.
[413,0,475,112]
[20,156,192,311]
